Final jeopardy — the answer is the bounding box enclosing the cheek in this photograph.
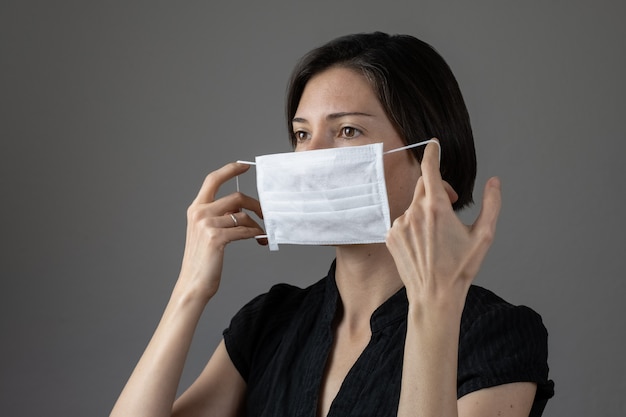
[387,179,417,220]
[384,156,421,220]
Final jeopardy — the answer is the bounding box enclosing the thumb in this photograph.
[472,177,502,241]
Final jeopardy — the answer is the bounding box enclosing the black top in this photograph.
[223,261,554,417]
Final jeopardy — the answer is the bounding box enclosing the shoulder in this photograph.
[458,285,554,403]
[461,285,547,341]
[222,277,327,380]
[225,278,324,339]
[238,278,324,319]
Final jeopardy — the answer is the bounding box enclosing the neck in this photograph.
[333,243,404,331]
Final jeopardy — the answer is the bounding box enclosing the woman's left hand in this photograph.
[386,139,502,311]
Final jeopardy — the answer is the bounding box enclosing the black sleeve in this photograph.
[222,283,305,382]
[222,292,266,382]
[457,303,555,416]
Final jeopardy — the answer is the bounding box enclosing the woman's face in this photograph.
[293,66,421,221]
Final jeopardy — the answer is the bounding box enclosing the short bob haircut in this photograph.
[286,32,476,211]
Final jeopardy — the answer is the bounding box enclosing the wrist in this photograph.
[170,278,215,309]
[405,285,468,323]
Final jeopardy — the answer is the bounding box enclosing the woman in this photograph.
[110,32,554,417]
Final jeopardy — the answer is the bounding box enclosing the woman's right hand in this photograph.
[110,162,260,417]
[177,162,266,301]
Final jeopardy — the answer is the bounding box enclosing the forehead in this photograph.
[296,66,382,115]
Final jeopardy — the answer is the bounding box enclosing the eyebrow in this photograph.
[292,112,375,124]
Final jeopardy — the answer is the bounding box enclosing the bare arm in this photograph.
[400,302,536,417]
[172,340,246,417]
[458,383,536,417]
[110,163,265,417]
[388,140,533,417]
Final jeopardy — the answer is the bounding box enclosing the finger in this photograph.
[223,211,265,232]
[420,139,444,197]
[211,192,263,220]
[472,177,502,244]
[193,162,251,204]
[410,178,456,207]
[411,139,445,206]
[227,224,268,245]
[232,212,268,245]
[228,211,268,246]
[216,212,266,242]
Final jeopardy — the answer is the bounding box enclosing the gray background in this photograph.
[1,1,624,416]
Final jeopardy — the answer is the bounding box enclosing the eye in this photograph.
[294,130,310,142]
[340,126,361,139]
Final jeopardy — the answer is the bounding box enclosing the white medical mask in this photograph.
[238,139,440,251]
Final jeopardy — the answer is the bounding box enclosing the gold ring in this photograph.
[229,213,238,227]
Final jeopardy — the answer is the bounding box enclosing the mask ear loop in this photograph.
[235,160,270,242]
[383,138,441,162]
[235,160,256,193]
